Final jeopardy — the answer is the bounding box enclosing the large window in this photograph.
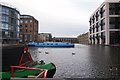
[20,20,23,23]
[2,23,9,30]
[109,17,120,29]
[2,7,9,15]
[2,30,10,38]
[2,15,9,22]
[110,31,120,44]
[109,3,120,15]
[10,10,15,17]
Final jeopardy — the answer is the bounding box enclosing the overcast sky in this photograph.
[1,0,105,37]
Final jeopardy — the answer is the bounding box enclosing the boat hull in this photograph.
[28,42,74,48]
[1,63,56,79]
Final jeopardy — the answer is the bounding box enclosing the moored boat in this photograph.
[1,44,56,79]
[28,42,74,47]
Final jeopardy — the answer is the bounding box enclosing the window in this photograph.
[17,20,20,25]
[20,34,22,37]
[20,29,22,32]
[11,18,15,24]
[20,20,23,23]
[109,17,120,29]
[2,16,9,22]
[25,25,27,27]
[2,7,9,15]
[2,23,9,30]
[25,20,28,23]
[109,3,120,15]
[30,25,32,27]
[30,20,32,22]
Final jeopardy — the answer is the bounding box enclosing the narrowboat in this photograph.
[28,42,74,47]
[1,44,56,79]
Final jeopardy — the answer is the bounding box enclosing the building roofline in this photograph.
[90,1,105,18]
[20,15,38,22]
[90,0,120,18]
[0,2,20,14]
[38,33,52,34]
[53,37,77,38]
[20,15,33,18]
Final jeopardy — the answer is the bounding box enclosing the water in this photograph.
[28,44,120,78]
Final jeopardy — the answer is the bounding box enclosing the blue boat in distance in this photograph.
[28,42,74,47]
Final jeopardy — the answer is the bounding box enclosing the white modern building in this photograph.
[89,0,120,45]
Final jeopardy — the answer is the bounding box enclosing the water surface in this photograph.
[29,44,120,78]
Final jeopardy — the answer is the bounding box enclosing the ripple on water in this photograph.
[29,44,120,78]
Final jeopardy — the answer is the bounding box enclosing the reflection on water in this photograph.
[29,44,120,78]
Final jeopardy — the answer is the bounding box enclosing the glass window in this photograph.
[15,12,20,19]
[17,20,20,25]
[25,20,28,23]
[2,7,9,15]
[10,10,15,17]
[17,26,19,32]
[20,29,22,32]
[110,31,120,44]
[10,32,14,37]
[2,23,9,30]
[9,25,12,30]
[30,20,32,22]
[20,20,23,23]
[10,18,15,24]
[109,3,120,15]
[109,17,120,29]
[2,15,9,22]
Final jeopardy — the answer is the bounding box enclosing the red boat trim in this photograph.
[10,66,44,78]
[19,48,33,66]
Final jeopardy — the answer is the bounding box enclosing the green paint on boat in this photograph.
[0,63,56,79]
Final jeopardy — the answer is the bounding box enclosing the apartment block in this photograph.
[19,15,38,43]
[89,0,120,45]
[0,3,20,44]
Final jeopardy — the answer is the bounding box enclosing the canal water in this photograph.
[28,44,120,78]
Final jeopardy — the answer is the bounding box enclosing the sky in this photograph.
[0,0,105,37]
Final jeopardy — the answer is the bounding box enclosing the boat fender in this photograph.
[24,47,27,54]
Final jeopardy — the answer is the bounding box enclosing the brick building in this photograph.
[52,37,78,43]
[19,15,38,43]
[77,32,89,44]
[38,33,52,42]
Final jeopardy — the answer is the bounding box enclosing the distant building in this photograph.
[89,0,120,45]
[0,3,20,44]
[38,33,52,42]
[77,32,89,44]
[52,37,78,43]
[19,15,38,43]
